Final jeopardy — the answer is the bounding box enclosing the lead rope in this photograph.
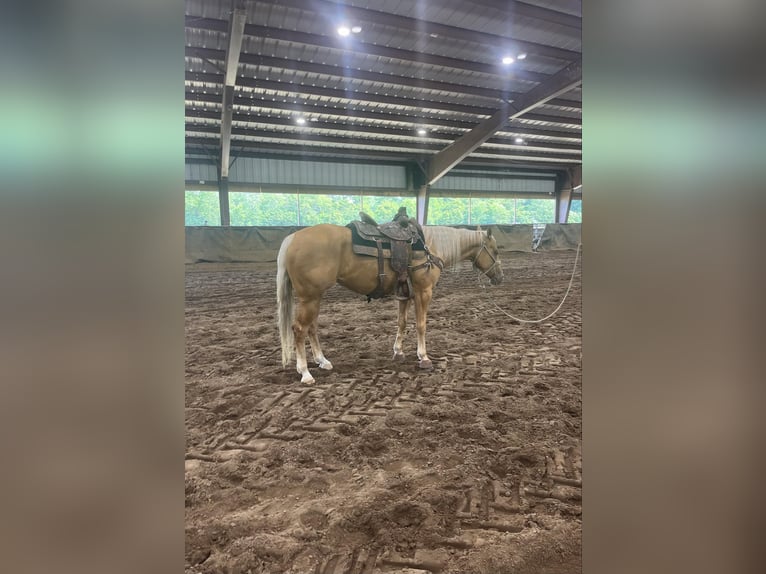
[478,242,582,324]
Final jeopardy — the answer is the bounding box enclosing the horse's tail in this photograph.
[277,234,295,367]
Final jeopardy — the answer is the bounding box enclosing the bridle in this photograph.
[472,241,501,278]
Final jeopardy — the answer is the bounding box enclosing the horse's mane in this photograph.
[423,226,484,270]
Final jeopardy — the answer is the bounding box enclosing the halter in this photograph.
[473,241,501,278]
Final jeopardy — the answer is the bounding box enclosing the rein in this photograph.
[478,242,582,324]
[409,246,444,273]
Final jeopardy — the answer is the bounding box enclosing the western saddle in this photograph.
[347,207,443,301]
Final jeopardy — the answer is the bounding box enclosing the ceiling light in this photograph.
[296,117,306,125]
[417,129,427,136]
[351,26,362,34]
[514,137,524,144]
[337,25,350,36]
[502,56,514,65]
[517,53,527,60]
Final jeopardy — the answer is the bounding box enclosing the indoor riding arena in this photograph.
[185,1,582,573]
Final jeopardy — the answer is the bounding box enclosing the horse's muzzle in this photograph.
[489,267,504,285]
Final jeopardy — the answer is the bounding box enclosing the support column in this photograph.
[416,184,430,225]
[411,161,429,225]
[555,171,573,223]
[218,176,230,226]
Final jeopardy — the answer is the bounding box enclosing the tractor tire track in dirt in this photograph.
[186,251,581,573]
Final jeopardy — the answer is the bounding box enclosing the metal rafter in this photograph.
[187,124,578,162]
[186,94,581,143]
[427,60,582,184]
[186,108,582,153]
[186,71,581,116]
[219,0,247,180]
[186,16,550,84]
[185,2,582,181]
[571,165,582,190]
[255,0,580,62]
[188,47,524,102]
[467,0,581,30]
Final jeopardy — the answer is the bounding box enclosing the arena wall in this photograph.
[185,223,579,263]
[536,223,582,250]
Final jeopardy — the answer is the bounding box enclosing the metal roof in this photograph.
[185,0,581,179]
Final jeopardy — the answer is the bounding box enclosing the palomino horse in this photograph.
[277,224,503,384]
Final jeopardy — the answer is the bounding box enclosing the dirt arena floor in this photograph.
[185,250,582,574]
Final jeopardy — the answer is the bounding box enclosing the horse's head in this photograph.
[473,228,504,285]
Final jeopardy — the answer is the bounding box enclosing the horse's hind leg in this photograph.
[308,317,332,371]
[393,298,409,361]
[293,298,321,384]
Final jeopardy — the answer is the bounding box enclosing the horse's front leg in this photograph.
[414,285,434,370]
[393,298,409,361]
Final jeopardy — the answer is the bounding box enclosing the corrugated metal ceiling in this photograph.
[185,0,581,176]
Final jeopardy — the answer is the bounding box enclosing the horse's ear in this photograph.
[476,224,483,232]
[486,227,493,238]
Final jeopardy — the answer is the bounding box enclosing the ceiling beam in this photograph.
[258,0,580,62]
[186,93,582,143]
[219,0,247,179]
[186,94,581,142]
[187,124,579,162]
[186,70,581,117]
[186,17,550,84]
[187,71,496,115]
[570,165,582,189]
[503,0,581,29]
[263,0,581,33]
[468,0,581,30]
[427,60,582,184]
[186,108,582,152]
[188,47,525,102]
[519,112,581,127]
[186,70,580,110]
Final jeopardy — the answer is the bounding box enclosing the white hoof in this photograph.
[317,359,333,370]
[300,371,315,384]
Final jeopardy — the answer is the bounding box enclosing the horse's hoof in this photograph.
[317,359,333,370]
[418,359,433,370]
[300,373,315,384]
[393,352,405,362]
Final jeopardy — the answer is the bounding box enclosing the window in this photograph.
[297,194,361,226]
[186,191,565,226]
[185,191,220,226]
[428,197,470,224]
[229,193,298,226]
[513,198,555,224]
[568,199,582,223]
[359,196,416,222]
[429,197,555,225]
